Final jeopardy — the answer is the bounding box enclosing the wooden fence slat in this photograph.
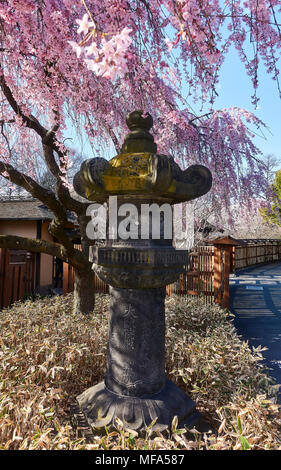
[233,242,281,270]
[3,249,11,308]
[0,248,35,309]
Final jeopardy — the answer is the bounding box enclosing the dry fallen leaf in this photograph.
[0,293,280,450]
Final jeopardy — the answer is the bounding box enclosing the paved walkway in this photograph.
[229,262,281,402]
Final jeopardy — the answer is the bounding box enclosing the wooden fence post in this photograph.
[211,236,240,309]
[63,262,70,295]
[2,248,11,308]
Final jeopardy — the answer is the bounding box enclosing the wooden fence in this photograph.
[233,241,281,270]
[63,239,281,309]
[2,239,281,311]
[0,248,35,310]
[166,246,214,302]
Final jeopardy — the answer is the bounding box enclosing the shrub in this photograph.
[0,294,280,450]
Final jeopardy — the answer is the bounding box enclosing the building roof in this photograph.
[205,235,241,246]
[0,198,56,221]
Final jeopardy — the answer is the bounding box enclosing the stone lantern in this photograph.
[73,110,212,433]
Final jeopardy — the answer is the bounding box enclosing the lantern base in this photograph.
[75,379,203,435]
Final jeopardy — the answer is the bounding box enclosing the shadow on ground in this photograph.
[230,262,281,402]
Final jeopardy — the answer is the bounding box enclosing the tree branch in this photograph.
[0,234,91,271]
[0,70,88,215]
[0,160,80,254]
[0,160,68,223]
[0,71,48,138]
[42,143,88,215]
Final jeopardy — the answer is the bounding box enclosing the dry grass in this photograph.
[0,293,280,450]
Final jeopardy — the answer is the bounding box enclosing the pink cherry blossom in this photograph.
[165,38,174,52]
[76,26,133,81]
[85,41,99,57]
[76,13,95,36]
[0,0,279,226]
[68,41,83,58]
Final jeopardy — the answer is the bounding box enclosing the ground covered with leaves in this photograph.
[0,293,280,450]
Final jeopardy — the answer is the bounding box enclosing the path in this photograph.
[229,262,281,402]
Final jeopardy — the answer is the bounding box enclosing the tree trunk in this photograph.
[73,268,95,315]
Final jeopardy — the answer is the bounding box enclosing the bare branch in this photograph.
[42,143,89,214]
[0,70,48,138]
[0,70,88,215]
[0,234,90,270]
[0,161,82,257]
[0,160,68,223]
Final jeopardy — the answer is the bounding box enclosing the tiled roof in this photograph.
[0,198,56,220]
[0,191,88,222]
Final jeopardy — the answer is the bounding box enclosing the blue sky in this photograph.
[210,45,281,161]
[68,31,281,165]
[163,10,281,165]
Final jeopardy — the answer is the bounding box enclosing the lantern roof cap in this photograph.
[121,110,157,154]
[73,110,212,204]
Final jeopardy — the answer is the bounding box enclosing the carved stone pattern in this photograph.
[105,288,166,397]
[94,247,188,267]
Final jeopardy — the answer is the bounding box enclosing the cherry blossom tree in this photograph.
[0,0,280,313]
[260,169,281,227]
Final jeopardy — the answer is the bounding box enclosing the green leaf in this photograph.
[239,436,251,450]
[237,416,243,434]
[146,417,158,430]
[101,437,108,450]
[171,415,178,433]
[175,428,187,435]
[126,434,136,447]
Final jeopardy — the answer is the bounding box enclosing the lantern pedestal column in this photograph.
[77,287,200,432]
[73,110,213,434]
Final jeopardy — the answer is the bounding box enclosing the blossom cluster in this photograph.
[0,0,279,219]
[69,14,132,81]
